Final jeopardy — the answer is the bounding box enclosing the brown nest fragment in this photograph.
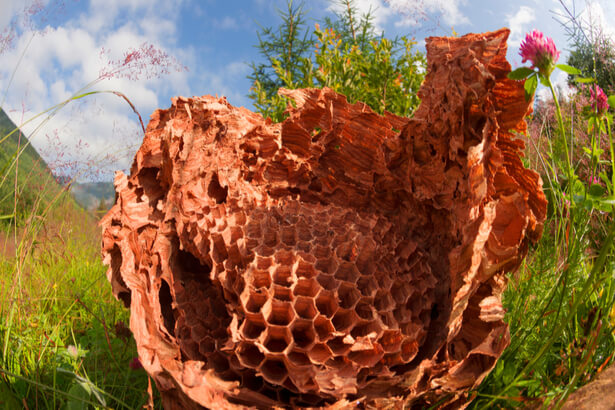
[101,28,547,409]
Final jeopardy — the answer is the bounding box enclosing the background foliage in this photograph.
[248,0,426,122]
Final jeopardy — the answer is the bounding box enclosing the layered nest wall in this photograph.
[101,28,547,409]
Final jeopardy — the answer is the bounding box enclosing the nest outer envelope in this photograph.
[101,28,547,409]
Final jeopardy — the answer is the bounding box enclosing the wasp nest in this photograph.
[101,28,547,408]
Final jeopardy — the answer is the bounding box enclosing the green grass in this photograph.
[0,197,154,409]
[0,111,154,409]
[470,208,615,408]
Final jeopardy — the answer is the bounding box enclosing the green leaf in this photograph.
[524,74,538,101]
[589,184,605,197]
[556,64,581,75]
[575,77,595,84]
[608,95,615,109]
[65,383,90,410]
[508,67,535,80]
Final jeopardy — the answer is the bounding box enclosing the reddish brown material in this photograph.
[101,28,547,408]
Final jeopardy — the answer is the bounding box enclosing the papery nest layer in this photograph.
[101,28,547,409]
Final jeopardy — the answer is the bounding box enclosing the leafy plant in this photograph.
[248,0,426,121]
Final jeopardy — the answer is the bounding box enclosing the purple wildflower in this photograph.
[519,30,560,76]
[590,84,609,115]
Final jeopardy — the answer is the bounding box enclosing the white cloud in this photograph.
[508,6,536,47]
[0,0,193,181]
[326,0,468,31]
[0,0,23,30]
[580,1,615,42]
[391,0,469,27]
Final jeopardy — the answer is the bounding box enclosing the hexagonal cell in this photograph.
[335,241,359,262]
[207,351,230,373]
[287,349,311,366]
[406,296,423,314]
[241,369,263,392]
[294,259,317,279]
[294,296,317,319]
[314,315,335,342]
[356,275,378,297]
[240,316,266,340]
[293,277,320,298]
[243,290,267,314]
[379,310,396,328]
[307,343,332,364]
[391,281,413,304]
[332,308,358,333]
[263,326,292,353]
[181,339,200,358]
[225,244,243,269]
[262,226,278,247]
[229,209,247,226]
[210,233,229,263]
[350,320,382,338]
[244,220,262,238]
[228,353,241,370]
[281,379,298,400]
[314,257,337,275]
[348,347,384,368]
[273,285,292,302]
[355,241,377,275]
[401,321,422,339]
[379,330,403,353]
[280,226,297,246]
[275,249,295,266]
[296,219,312,242]
[400,339,419,362]
[296,241,311,253]
[393,306,411,323]
[374,290,395,311]
[315,290,338,318]
[198,336,216,355]
[259,357,288,384]
[327,336,352,356]
[337,283,361,309]
[237,342,265,368]
[334,262,360,283]
[255,256,273,270]
[355,299,375,320]
[316,274,339,291]
[273,266,293,287]
[325,356,347,370]
[395,239,417,260]
[376,272,394,290]
[264,299,295,326]
[258,246,275,257]
[291,319,316,350]
[245,238,260,253]
[190,323,207,341]
[252,269,271,289]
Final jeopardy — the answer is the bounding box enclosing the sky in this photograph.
[0,0,614,181]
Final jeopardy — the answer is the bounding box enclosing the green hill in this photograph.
[0,109,62,223]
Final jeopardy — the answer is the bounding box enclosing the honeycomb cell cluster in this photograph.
[102,29,547,409]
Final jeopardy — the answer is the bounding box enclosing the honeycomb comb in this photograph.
[101,28,547,408]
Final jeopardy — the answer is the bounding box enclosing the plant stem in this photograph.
[548,79,573,181]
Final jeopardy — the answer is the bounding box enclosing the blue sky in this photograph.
[0,0,613,180]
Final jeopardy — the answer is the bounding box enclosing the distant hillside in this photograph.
[71,181,115,210]
[0,109,62,222]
